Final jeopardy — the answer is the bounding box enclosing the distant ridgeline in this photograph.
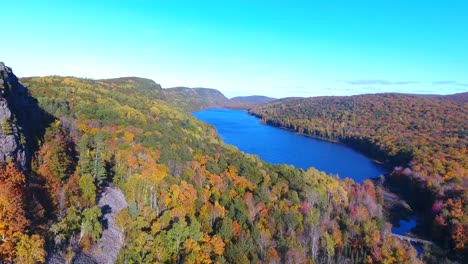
[410,92,468,104]
[163,86,229,111]
[44,79,276,112]
[250,93,468,259]
[162,86,276,112]
[225,95,277,110]
[0,64,427,263]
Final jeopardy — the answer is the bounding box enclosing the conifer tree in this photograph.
[1,118,12,135]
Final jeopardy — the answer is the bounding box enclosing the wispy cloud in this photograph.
[432,81,456,84]
[432,81,468,87]
[341,80,418,85]
[340,80,468,88]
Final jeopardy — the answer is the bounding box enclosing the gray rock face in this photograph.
[0,63,27,169]
[0,62,49,170]
[88,187,128,264]
[46,187,128,264]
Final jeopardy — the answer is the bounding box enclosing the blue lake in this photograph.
[194,109,387,183]
[194,108,422,252]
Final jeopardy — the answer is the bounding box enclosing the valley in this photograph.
[194,108,425,255]
[0,64,434,263]
[2,1,466,263]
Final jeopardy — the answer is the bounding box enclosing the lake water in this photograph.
[194,109,387,183]
[194,108,422,253]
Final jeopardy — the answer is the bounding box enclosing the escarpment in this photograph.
[0,62,52,170]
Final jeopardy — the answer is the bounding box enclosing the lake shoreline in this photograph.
[248,111,394,169]
[247,110,435,249]
[196,108,434,256]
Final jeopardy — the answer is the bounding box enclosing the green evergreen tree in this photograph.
[92,149,106,185]
[79,174,97,207]
[80,206,103,243]
[1,118,13,135]
[78,135,93,176]
[91,134,107,185]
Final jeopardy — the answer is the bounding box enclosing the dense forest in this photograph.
[250,94,468,260]
[0,63,423,263]
[436,92,468,103]
[162,87,275,112]
[413,92,468,104]
[163,87,229,112]
[224,96,277,110]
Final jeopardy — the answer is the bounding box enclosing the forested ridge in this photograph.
[162,87,229,112]
[250,93,468,260]
[161,87,275,112]
[0,63,422,263]
[224,96,277,110]
[412,92,468,104]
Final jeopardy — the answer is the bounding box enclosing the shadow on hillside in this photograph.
[2,64,77,247]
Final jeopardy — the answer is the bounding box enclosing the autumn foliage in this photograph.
[251,93,468,257]
[6,76,428,263]
[0,164,28,261]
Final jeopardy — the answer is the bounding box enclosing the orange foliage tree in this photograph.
[0,164,28,261]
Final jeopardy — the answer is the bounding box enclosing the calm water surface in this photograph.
[193,109,422,248]
[194,108,421,252]
[194,109,387,183]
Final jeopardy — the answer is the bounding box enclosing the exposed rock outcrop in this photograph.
[88,186,128,264]
[46,187,128,264]
[0,62,28,169]
[0,62,51,170]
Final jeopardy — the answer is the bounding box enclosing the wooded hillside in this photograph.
[1,75,420,263]
[250,93,468,258]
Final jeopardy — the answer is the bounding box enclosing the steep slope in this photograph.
[225,95,277,109]
[0,63,50,170]
[161,86,276,111]
[163,87,228,111]
[0,64,26,168]
[250,93,468,258]
[18,75,422,263]
[0,63,57,263]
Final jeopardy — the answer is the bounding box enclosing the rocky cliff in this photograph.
[0,62,50,170]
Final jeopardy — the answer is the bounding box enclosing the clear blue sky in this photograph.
[2,0,467,98]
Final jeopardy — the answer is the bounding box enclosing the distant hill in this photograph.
[162,88,276,111]
[406,92,468,103]
[230,95,276,103]
[225,95,277,109]
[22,76,274,112]
[163,87,228,112]
[435,92,468,103]
[20,76,167,102]
[97,77,165,100]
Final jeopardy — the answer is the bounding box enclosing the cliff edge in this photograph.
[0,62,51,170]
